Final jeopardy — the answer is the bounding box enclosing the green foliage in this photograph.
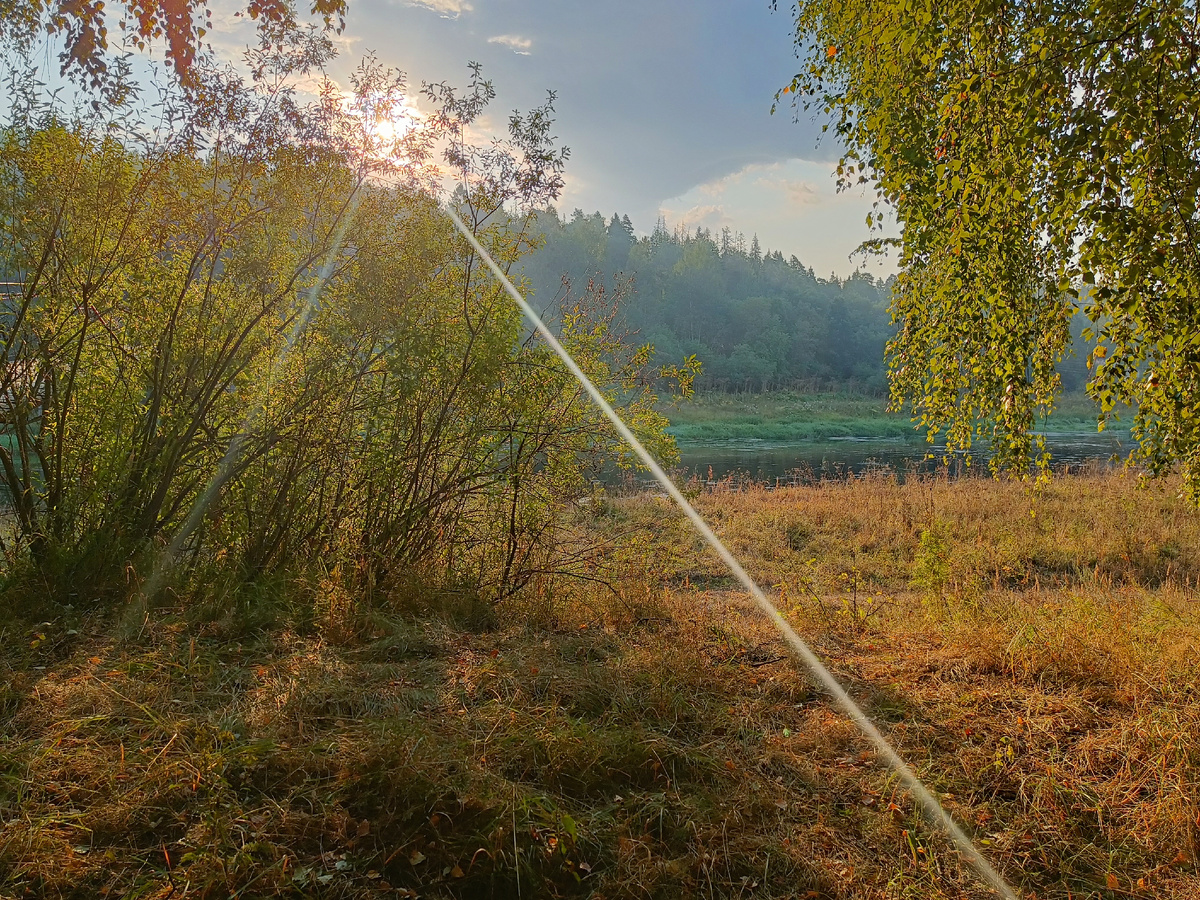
[0,44,685,608]
[782,0,1200,493]
[912,523,952,597]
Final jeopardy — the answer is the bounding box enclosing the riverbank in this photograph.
[663,389,1124,444]
[2,471,1197,898]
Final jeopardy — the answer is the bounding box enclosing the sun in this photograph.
[356,93,423,164]
[370,99,419,143]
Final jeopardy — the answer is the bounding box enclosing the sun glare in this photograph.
[356,93,424,165]
[370,100,419,143]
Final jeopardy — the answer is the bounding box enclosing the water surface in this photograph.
[674,430,1131,484]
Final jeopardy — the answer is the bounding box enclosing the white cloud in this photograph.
[695,162,781,198]
[487,34,532,55]
[683,162,835,213]
[402,0,473,18]
[655,158,898,278]
[658,203,732,232]
[757,176,821,207]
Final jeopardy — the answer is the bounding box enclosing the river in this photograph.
[670,430,1132,484]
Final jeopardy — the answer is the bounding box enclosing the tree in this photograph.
[1,0,693,610]
[0,0,347,96]
[780,0,1200,493]
[515,207,893,392]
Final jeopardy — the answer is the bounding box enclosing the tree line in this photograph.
[517,209,896,393]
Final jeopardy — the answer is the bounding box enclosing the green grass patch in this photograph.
[664,390,1126,443]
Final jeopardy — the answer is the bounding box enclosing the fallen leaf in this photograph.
[356,819,370,837]
[450,865,465,878]
[410,849,427,865]
[1106,873,1120,890]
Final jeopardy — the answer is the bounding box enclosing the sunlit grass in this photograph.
[2,470,1198,898]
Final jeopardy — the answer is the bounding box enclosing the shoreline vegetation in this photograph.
[662,390,1128,445]
[3,471,1198,898]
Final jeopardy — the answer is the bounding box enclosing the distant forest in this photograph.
[517,209,895,393]
[519,208,1093,397]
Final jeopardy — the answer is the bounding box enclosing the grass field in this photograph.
[2,470,1198,898]
[663,390,1127,444]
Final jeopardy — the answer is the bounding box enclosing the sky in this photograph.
[230,0,900,278]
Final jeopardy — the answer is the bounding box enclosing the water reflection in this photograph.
[672,431,1131,484]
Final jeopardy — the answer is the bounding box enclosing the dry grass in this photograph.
[2,470,1200,899]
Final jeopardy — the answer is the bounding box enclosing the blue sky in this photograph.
[218,0,899,277]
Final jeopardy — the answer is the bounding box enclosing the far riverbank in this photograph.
[659,390,1132,481]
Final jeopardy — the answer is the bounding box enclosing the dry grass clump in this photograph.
[2,471,1199,898]
[652,467,1200,595]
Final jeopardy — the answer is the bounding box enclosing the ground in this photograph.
[1,469,1198,899]
[660,390,1112,443]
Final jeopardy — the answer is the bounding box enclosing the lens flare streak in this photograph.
[445,205,1020,900]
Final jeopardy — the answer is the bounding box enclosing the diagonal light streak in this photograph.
[133,192,362,613]
[446,205,1020,900]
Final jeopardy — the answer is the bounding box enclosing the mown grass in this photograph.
[663,390,1126,443]
[2,470,1199,899]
